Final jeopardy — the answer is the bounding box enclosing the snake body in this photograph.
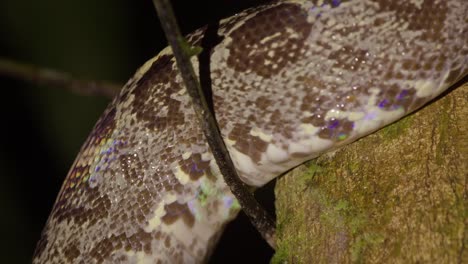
[33,0,467,263]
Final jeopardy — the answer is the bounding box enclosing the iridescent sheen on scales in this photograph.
[33,0,467,263]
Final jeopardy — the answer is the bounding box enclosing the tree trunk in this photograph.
[273,82,467,264]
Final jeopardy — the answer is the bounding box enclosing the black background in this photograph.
[0,0,275,263]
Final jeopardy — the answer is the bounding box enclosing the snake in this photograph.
[32,0,467,263]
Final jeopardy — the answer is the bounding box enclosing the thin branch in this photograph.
[152,0,276,248]
[0,57,120,98]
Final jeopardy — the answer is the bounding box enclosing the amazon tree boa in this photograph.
[33,0,467,263]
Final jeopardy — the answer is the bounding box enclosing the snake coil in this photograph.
[33,0,467,263]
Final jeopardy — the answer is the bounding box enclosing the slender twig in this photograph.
[152,0,276,248]
[0,57,120,98]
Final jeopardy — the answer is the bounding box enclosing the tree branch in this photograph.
[0,57,120,98]
[151,0,276,248]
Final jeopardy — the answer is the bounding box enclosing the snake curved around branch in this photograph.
[33,0,467,263]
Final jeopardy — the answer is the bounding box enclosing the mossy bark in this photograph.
[273,83,467,264]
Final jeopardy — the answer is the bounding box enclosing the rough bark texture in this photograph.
[273,82,467,264]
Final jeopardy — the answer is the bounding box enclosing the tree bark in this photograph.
[273,82,467,264]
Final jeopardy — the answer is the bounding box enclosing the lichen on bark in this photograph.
[273,82,467,263]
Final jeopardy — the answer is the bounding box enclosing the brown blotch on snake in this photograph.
[161,202,196,228]
[226,4,312,77]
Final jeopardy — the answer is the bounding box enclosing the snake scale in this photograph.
[33,0,467,263]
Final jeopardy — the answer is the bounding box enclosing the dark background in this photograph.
[0,0,275,263]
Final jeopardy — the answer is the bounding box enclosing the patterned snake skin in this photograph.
[33,0,467,263]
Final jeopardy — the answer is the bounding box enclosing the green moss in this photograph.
[347,162,360,174]
[350,233,385,262]
[270,246,289,264]
[271,233,308,264]
[435,100,450,165]
[301,161,324,180]
[177,37,203,57]
[310,165,385,262]
[335,199,350,211]
[273,210,308,264]
[380,114,413,140]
